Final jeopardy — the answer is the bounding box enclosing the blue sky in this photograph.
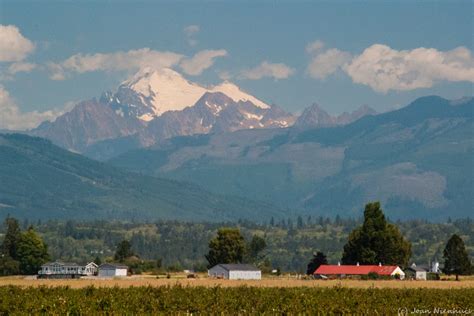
[0,1,473,129]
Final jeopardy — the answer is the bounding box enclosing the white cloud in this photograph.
[0,85,68,130]
[0,62,37,81]
[179,49,228,76]
[7,62,37,74]
[306,41,474,92]
[307,48,352,79]
[218,70,232,81]
[345,44,474,93]
[0,25,35,62]
[306,40,325,54]
[48,48,184,80]
[184,25,200,36]
[240,61,295,80]
[184,25,200,47]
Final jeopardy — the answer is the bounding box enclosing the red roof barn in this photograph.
[314,264,405,279]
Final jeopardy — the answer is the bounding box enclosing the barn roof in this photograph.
[314,265,400,275]
[406,266,428,272]
[213,264,260,271]
[99,263,128,269]
[41,261,80,267]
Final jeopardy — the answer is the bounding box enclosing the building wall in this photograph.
[208,266,229,279]
[228,270,261,280]
[390,267,406,280]
[415,271,427,280]
[98,268,127,277]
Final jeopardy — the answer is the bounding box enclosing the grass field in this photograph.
[1,275,473,289]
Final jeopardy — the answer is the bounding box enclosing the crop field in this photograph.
[0,284,472,314]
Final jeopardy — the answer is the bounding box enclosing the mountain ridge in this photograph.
[31,68,297,153]
[109,95,473,220]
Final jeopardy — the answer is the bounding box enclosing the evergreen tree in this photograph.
[94,255,102,266]
[16,227,50,275]
[0,256,20,276]
[341,202,411,266]
[269,217,275,227]
[114,240,134,262]
[1,217,22,259]
[247,235,266,264]
[64,221,76,237]
[306,251,328,275]
[205,228,246,268]
[297,216,304,229]
[443,234,472,281]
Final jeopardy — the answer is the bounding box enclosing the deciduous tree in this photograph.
[205,228,246,268]
[17,227,50,275]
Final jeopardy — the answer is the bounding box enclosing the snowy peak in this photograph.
[196,92,234,116]
[210,81,270,109]
[121,68,207,117]
[118,68,270,120]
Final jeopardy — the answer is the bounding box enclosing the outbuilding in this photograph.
[208,264,261,280]
[405,264,428,280]
[98,263,128,277]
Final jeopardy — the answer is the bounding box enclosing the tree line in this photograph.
[202,202,473,280]
[0,202,472,275]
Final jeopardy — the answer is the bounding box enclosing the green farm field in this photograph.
[0,283,472,315]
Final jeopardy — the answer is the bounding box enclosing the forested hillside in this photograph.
[7,218,472,272]
[0,133,282,221]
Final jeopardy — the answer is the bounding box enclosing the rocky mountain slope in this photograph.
[294,104,377,129]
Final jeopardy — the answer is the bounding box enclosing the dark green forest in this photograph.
[2,217,471,272]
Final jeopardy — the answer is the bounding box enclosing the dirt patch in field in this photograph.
[0,276,473,289]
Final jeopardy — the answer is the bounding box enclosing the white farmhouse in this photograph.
[98,263,128,277]
[38,261,98,279]
[208,264,261,280]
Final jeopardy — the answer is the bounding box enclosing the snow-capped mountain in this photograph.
[140,92,294,146]
[113,67,269,121]
[32,68,294,152]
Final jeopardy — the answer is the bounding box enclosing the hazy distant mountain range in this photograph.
[1,68,472,221]
[31,68,374,158]
[109,96,473,220]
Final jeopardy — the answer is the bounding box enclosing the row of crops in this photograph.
[0,285,473,314]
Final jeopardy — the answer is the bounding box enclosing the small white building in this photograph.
[208,264,261,280]
[38,261,98,278]
[406,263,428,280]
[98,263,128,277]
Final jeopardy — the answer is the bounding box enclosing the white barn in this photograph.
[208,264,261,280]
[98,263,128,277]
